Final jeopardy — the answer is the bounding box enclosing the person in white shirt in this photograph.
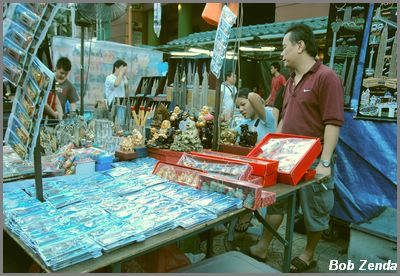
[220,71,237,123]
[104,59,128,108]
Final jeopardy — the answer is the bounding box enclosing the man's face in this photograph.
[270,66,277,75]
[55,68,69,82]
[281,32,298,69]
[227,73,236,85]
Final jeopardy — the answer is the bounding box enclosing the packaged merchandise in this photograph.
[153,161,204,188]
[3,18,34,50]
[8,114,31,145]
[178,153,253,180]
[3,37,29,67]
[248,133,322,185]
[6,3,41,32]
[3,56,24,85]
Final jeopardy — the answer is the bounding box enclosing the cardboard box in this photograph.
[247,133,322,185]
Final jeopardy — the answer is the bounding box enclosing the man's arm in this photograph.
[316,124,340,177]
[114,66,126,87]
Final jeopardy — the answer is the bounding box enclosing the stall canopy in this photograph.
[158,16,328,59]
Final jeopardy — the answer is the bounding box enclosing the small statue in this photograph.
[170,120,203,152]
[147,119,174,149]
[169,106,183,130]
[220,122,238,145]
[151,104,170,128]
[120,136,135,152]
[238,124,258,147]
[131,129,144,147]
[196,105,214,127]
[200,119,214,149]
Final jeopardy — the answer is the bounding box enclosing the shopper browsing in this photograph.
[44,57,79,119]
[220,71,237,123]
[248,24,344,272]
[265,62,286,106]
[104,59,128,109]
[235,87,276,145]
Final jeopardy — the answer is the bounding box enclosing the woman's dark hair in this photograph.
[237,87,252,99]
[112,59,127,73]
[284,24,317,58]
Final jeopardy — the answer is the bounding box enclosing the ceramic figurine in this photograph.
[220,121,238,145]
[170,120,203,152]
[147,120,174,149]
[238,124,258,147]
[169,106,183,130]
[151,104,170,128]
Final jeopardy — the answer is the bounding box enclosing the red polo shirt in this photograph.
[281,61,344,143]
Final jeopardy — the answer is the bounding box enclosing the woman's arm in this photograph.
[248,92,266,122]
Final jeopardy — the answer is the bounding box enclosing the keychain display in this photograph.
[356,3,397,121]
[324,4,369,108]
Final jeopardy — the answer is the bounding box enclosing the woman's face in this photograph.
[235,97,255,119]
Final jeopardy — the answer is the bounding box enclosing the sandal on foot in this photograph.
[234,213,253,232]
[290,257,317,273]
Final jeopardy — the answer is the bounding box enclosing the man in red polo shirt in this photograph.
[248,24,344,272]
[265,62,286,106]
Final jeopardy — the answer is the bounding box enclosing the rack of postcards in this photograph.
[3,3,61,160]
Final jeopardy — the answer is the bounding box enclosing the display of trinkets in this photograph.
[178,153,252,180]
[324,4,369,108]
[356,3,397,121]
[3,161,244,270]
[170,120,203,152]
[220,121,238,145]
[153,161,204,188]
[257,138,316,173]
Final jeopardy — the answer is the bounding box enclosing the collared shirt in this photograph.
[281,60,344,143]
[104,74,127,107]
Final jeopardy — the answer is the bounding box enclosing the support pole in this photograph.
[34,134,44,202]
[212,79,221,151]
[80,26,85,115]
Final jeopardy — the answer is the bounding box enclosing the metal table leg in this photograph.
[282,192,296,273]
[111,262,122,272]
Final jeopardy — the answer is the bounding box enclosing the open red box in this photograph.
[190,151,278,187]
[247,133,322,185]
[152,161,205,188]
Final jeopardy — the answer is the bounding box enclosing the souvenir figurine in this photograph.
[151,104,170,128]
[147,120,174,149]
[220,121,238,145]
[170,120,203,152]
[169,106,183,130]
[238,124,258,147]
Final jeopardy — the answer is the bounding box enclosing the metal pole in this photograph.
[212,79,221,151]
[80,26,85,115]
[33,134,44,202]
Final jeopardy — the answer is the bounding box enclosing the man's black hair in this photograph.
[225,71,234,81]
[56,57,72,71]
[284,24,317,58]
[112,59,127,73]
[237,87,252,99]
[271,62,281,72]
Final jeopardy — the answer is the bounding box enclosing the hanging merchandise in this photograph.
[324,4,369,108]
[356,3,397,121]
[153,3,161,38]
[210,5,237,79]
[200,67,209,109]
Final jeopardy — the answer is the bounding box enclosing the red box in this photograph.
[178,153,253,181]
[218,144,252,156]
[198,173,263,210]
[152,161,205,188]
[190,151,278,187]
[147,147,184,164]
[247,133,322,185]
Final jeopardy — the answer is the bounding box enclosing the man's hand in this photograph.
[316,163,331,184]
